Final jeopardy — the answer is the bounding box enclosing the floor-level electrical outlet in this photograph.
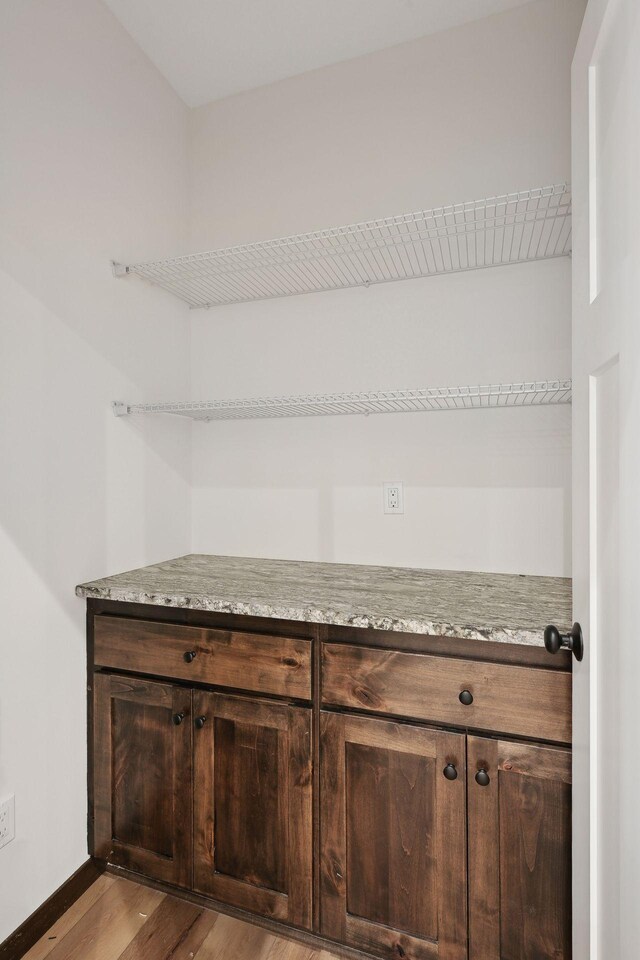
[0,795,15,850]
[383,481,404,514]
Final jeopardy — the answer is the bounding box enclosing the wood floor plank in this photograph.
[21,876,117,960]
[193,912,276,960]
[117,896,215,960]
[264,938,318,960]
[34,879,164,960]
[23,875,346,960]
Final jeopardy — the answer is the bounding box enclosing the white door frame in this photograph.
[572,1,640,956]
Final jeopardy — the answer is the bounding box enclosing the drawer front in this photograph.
[322,643,571,743]
[94,616,311,700]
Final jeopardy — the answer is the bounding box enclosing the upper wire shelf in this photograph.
[113,183,572,309]
[112,380,572,422]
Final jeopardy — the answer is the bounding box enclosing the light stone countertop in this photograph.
[76,554,571,648]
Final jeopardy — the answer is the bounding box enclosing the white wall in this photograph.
[188,0,584,576]
[0,0,190,940]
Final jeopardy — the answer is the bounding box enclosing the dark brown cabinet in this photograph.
[93,673,313,927]
[93,674,193,887]
[320,712,468,960]
[193,691,313,929]
[467,736,572,960]
[88,604,572,959]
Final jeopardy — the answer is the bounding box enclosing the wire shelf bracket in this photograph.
[112,380,572,422]
[112,184,572,309]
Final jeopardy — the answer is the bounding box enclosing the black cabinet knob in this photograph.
[544,623,584,662]
[459,690,474,706]
[475,768,490,787]
[443,763,458,781]
[195,715,207,729]
[184,650,197,663]
[172,712,185,726]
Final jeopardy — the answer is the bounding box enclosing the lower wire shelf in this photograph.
[112,379,572,422]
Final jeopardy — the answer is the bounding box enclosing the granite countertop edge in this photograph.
[75,583,546,648]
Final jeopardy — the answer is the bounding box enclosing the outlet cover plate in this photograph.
[383,481,404,515]
[0,794,15,850]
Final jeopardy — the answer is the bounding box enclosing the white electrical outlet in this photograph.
[0,795,15,850]
[383,481,404,514]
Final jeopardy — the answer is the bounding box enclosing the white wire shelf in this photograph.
[112,380,572,422]
[113,184,572,309]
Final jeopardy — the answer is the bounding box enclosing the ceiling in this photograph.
[104,0,534,107]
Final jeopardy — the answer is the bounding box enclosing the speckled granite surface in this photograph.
[76,554,571,648]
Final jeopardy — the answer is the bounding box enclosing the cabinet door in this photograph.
[320,712,467,960]
[468,736,572,960]
[93,674,192,886]
[193,692,313,929]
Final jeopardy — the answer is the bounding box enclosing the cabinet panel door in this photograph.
[320,712,467,960]
[193,692,313,930]
[468,736,572,960]
[93,674,192,886]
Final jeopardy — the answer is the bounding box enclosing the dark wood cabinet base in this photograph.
[86,600,572,960]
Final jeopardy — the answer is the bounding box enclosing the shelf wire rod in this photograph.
[161,263,232,307]
[383,238,409,282]
[531,200,547,262]
[556,213,572,257]
[521,214,534,263]
[505,222,516,263]
[515,205,531,263]
[303,244,352,290]
[412,215,433,274]
[451,217,465,273]
[137,266,204,308]
[500,203,515,266]
[547,216,562,258]
[318,232,366,286]
[135,263,196,306]
[358,227,390,282]
[161,258,242,306]
[197,256,286,301]
[278,240,331,293]
[396,220,422,278]
[492,200,502,267]
[252,261,308,299]
[225,259,300,302]
[277,251,331,294]
[479,201,488,269]
[540,197,556,258]
[204,253,298,302]
[308,246,361,291]
[294,235,356,290]
[405,225,424,278]
[190,248,297,303]
[329,242,369,287]
[519,197,538,261]
[160,259,229,303]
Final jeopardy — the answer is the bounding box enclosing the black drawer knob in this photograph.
[172,712,185,726]
[544,623,584,662]
[443,763,458,781]
[184,650,197,663]
[195,715,207,729]
[475,768,490,787]
[459,690,474,706]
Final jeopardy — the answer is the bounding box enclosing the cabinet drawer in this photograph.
[94,616,311,700]
[322,643,571,743]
